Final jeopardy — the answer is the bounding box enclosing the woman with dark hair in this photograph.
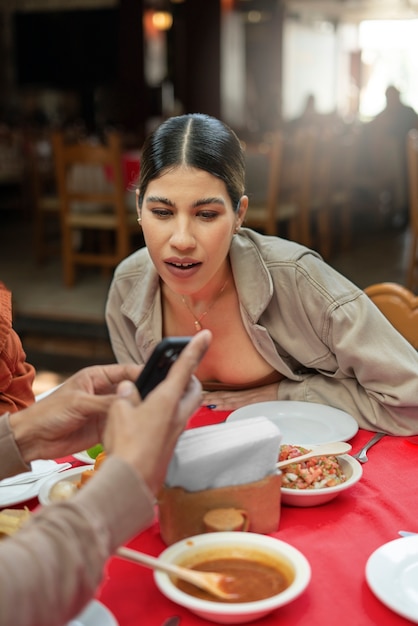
[106,113,418,434]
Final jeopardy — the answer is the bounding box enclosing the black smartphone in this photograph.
[135,337,192,398]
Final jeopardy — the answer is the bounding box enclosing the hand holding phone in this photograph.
[135,337,192,398]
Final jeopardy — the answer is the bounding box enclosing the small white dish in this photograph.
[226,401,358,445]
[67,599,118,626]
[366,535,418,623]
[281,455,362,507]
[38,466,92,506]
[154,531,311,624]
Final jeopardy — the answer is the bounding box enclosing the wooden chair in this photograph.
[243,128,359,259]
[51,130,139,287]
[309,129,358,259]
[24,133,61,264]
[286,128,317,248]
[364,282,418,349]
[243,130,315,243]
[0,126,26,213]
[406,129,418,291]
[307,130,334,258]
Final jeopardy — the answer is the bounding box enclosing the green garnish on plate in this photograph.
[86,444,103,459]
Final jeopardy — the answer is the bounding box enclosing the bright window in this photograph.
[359,19,418,119]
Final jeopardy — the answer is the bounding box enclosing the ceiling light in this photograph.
[152,11,173,30]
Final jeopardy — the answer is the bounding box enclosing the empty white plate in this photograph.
[226,401,358,445]
[366,535,418,623]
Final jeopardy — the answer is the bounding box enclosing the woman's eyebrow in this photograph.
[193,197,226,208]
[146,195,175,206]
[145,196,226,208]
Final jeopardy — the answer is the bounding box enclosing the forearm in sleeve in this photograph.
[0,456,155,626]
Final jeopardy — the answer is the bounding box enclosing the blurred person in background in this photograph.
[287,93,321,132]
[367,85,418,224]
[373,85,418,142]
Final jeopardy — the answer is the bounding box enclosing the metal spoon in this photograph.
[352,432,386,463]
[116,546,236,600]
[276,441,352,469]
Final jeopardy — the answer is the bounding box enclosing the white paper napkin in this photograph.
[165,416,281,492]
[0,460,69,487]
[0,461,72,507]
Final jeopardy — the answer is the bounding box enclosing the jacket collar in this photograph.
[229,229,274,322]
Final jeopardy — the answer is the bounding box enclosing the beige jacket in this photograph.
[106,228,418,434]
[0,414,155,626]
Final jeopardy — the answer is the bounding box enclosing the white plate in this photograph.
[0,479,45,508]
[73,451,96,465]
[38,466,92,506]
[226,401,358,445]
[67,600,118,626]
[366,535,418,623]
[0,462,72,508]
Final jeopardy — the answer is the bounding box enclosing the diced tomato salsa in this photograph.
[279,444,346,490]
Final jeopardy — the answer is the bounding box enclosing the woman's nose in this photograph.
[169,221,196,249]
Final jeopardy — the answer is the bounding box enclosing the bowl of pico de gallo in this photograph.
[279,444,362,507]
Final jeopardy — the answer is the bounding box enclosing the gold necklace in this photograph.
[181,279,228,332]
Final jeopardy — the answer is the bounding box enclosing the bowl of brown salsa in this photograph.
[154,531,311,623]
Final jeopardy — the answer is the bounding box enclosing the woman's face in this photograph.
[139,166,247,296]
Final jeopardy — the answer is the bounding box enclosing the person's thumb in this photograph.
[116,380,141,405]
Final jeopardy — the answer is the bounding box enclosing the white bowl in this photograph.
[281,454,363,507]
[154,532,311,624]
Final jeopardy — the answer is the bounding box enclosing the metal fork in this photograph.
[352,432,386,463]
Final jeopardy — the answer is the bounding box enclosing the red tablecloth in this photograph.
[30,408,418,624]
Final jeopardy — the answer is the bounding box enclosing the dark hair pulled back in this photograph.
[137,113,245,212]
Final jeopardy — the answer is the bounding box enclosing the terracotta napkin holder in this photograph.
[157,471,282,546]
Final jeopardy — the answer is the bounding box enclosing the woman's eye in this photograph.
[198,210,218,220]
[151,208,172,218]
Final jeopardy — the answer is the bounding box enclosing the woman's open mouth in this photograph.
[164,259,202,278]
[170,262,198,269]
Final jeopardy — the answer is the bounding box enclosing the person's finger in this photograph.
[107,331,211,436]
[176,375,203,415]
[116,380,141,406]
[82,363,143,394]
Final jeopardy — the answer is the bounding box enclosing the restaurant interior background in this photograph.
[0,0,417,393]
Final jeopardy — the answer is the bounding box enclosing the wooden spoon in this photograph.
[116,546,236,600]
[276,441,352,469]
